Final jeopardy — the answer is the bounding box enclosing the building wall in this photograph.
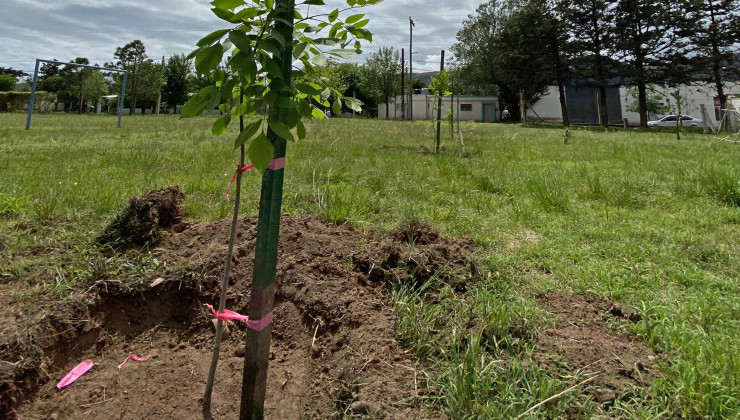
[379,95,498,122]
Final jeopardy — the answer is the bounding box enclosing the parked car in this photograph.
[647,115,703,127]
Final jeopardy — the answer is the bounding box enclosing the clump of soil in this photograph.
[8,214,476,419]
[97,185,185,246]
[535,292,658,405]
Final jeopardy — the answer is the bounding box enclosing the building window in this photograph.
[460,104,472,112]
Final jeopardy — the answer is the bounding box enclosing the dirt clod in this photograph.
[97,185,185,246]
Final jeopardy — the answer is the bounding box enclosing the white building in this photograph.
[529,82,740,126]
[379,94,499,123]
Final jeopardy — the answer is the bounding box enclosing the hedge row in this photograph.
[0,91,56,112]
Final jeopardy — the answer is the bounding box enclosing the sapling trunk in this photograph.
[203,112,246,419]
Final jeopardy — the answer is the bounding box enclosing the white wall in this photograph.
[620,82,740,124]
[380,95,498,122]
[529,87,564,122]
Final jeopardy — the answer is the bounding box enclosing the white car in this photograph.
[647,115,703,127]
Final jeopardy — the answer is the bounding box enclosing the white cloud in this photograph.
[1,0,482,74]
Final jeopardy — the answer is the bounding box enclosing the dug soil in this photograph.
[535,292,659,405]
[4,203,476,419]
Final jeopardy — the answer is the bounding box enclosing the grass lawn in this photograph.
[1,113,738,418]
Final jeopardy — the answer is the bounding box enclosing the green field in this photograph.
[1,113,739,418]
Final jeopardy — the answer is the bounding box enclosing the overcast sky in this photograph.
[1,0,483,76]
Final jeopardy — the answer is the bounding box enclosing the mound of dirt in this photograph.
[535,292,659,405]
[10,214,477,419]
[98,185,185,246]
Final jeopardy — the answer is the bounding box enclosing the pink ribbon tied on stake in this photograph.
[56,359,97,390]
[225,157,286,200]
[204,304,274,331]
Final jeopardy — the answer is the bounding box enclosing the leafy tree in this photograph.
[451,0,526,115]
[359,46,400,119]
[40,75,63,93]
[40,60,61,79]
[429,70,451,152]
[556,0,615,127]
[685,0,740,110]
[135,60,166,112]
[493,0,569,123]
[612,0,687,127]
[0,67,27,78]
[113,40,148,114]
[59,57,92,113]
[82,71,110,110]
[627,85,671,117]
[0,74,15,91]
[163,54,192,110]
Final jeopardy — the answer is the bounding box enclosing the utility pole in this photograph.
[155,55,164,115]
[401,48,405,120]
[409,17,415,121]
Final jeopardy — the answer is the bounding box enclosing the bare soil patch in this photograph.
[535,292,658,405]
[5,199,477,419]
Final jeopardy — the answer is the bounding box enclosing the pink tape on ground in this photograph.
[224,158,286,200]
[117,353,154,370]
[205,304,273,331]
[56,359,97,390]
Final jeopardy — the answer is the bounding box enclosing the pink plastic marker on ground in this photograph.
[117,353,154,370]
[56,359,97,390]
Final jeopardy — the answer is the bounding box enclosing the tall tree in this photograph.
[492,0,570,124]
[0,67,28,78]
[359,47,400,119]
[163,54,192,110]
[113,40,148,114]
[40,60,61,79]
[685,0,740,110]
[556,0,614,127]
[451,0,526,115]
[59,57,92,113]
[82,71,110,111]
[612,0,686,127]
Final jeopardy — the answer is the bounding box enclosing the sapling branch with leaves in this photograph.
[429,70,451,153]
[179,0,381,418]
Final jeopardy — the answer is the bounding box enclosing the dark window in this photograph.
[460,104,472,112]
[681,116,692,121]
[663,116,677,122]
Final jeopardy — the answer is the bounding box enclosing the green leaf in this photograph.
[248,133,273,172]
[344,97,363,112]
[258,38,282,57]
[195,43,224,75]
[296,120,307,139]
[332,98,342,115]
[212,114,231,137]
[265,0,274,10]
[352,19,370,29]
[180,86,217,118]
[235,119,263,148]
[211,0,245,9]
[230,30,255,52]
[268,118,294,141]
[345,13,365,24]
[312,107,325,119]
[310,53,327,66]
[212,7,236,22]
[303,0,325,4]
[197,29,229,47]
[328,9,339,22]
[229,52,257,81]
[261,56,283,79]
[295,83,320,95]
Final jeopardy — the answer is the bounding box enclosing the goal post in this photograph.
[25,59,129,130]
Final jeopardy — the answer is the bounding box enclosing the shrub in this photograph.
[0,74,15,91]
[0,91,56,112]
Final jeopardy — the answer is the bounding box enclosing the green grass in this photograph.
[1,113,739,418]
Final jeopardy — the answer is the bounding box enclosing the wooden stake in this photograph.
[435,50,445,154]
[239,1,294,418]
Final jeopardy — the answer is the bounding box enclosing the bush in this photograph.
[0,74,16,91]
[0,91,56,112]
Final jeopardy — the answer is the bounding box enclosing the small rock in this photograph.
[350,401,370,415]
[150,277,165,288]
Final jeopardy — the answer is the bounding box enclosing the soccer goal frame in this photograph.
[25,59,129,130]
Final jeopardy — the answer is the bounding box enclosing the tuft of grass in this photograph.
[527,172,570,212]
[699,165,740,207]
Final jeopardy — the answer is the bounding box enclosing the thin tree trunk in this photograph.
[203,105,247,420]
